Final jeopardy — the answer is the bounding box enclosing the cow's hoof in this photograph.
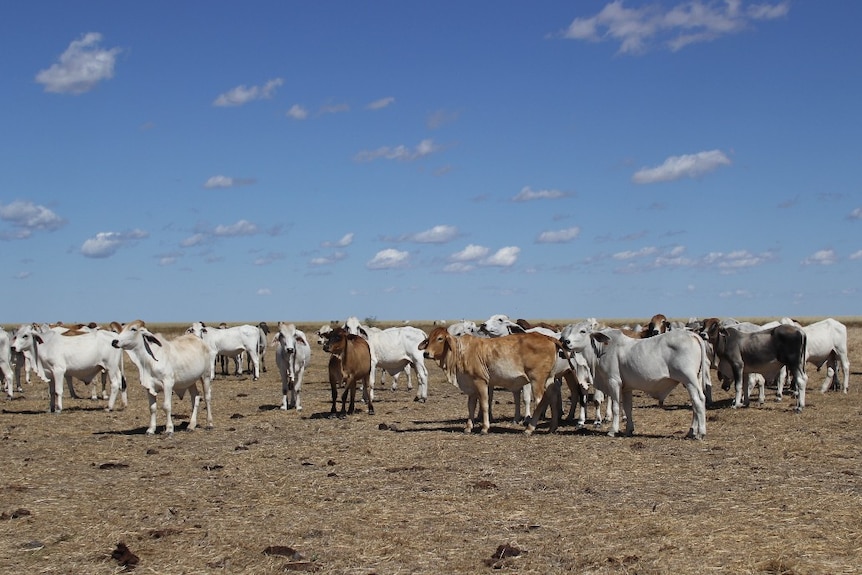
[607,431,616,438]
[413,396,426,403]
[367,408,375,415]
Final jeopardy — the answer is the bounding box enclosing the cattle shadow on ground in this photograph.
[257,404,281,411]
[93,421,193,436]
[2,404,105,415]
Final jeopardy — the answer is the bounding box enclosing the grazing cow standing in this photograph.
[271,322,311,411]
[560,327,711,439]
[418,327,563,435]
[705,322,808,412]
[113,320,216,435]
[323,327,373,417]
[187,322,262,380]
[11,324,127,413]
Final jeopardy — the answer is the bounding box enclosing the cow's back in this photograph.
[166,334,213,384]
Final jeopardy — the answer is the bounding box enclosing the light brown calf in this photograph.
[323,327,373,417]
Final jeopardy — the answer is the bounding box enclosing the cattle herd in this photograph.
[0,313,852,439]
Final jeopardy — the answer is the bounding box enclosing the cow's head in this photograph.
[645,314,669,338]
[418,327,453,362]
[323,327,349,355]
[479,314,524,337]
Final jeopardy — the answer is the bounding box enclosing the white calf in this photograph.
[187,322,262,380]
[272,323,311,411]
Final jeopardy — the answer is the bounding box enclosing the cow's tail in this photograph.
[694,334,713,406]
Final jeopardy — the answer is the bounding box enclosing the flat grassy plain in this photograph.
[1,318,860,574]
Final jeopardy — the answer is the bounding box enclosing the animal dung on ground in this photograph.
[111,541,140,570]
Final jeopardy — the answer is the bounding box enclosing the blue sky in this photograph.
[1,1,860,324]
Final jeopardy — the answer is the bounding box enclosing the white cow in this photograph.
[561,326,710,439]
[343,317,429,402]
[271,322,312,411]
[186,322,262,380]
[113,320,216,435]
[447,320,484,337]
[1,327,17,398]
[780,318,850,395]
[11,324,127,413]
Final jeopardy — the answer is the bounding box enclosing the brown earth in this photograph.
[1,319,861,575]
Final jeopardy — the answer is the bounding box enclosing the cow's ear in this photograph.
[296,335,307,346]
[591,332,610,344]
[34,334,44,345]
[359,327,368,339]
[144,334,163,347]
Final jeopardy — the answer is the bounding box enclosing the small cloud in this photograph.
[450,244,490,262]
[410,225,458,244]
[443,262,474,273]
[14,271,31,280]
[703,249,777,271]
[632,150,731,184]
[322,233,354,248]
[367,248,409,270]
[613,246,658,260]
[482,246,520,267]
[354,139,440,162]
[213,78,284,107]
[287,104,309,120]
[203,175,256,189]
[558,0,790,54]
[253,252,286,266]
[35,32,121,94]
[513,186,568,202]
[310,251,347,266]
[848,207,862,220]
[0,200,65,239]
[801,249,837,266]
[319,102,350,115]
[181,233,207,248]
[158,255,178,266]
[537,226,580,243]
[427,109,459,130]
[257,288,272,296]
[80,229,149,259]
[367,96,395,110]
[850,250,862,260]
[719,289,753,299]
[213,219,258,237]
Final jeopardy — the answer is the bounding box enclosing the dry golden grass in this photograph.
[1,319,861,574]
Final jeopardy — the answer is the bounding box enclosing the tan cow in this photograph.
[418,326,565,435]
[322,326,373,417]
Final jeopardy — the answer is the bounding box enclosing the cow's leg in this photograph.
[465,395,477,433]
[65,375,81,399]
[683,381,707,440]
[249,350,260,381]
[294,372,303,412]
[146,391,158,435]
[367,358,377,403]
[820,353,837,393]
[202,379,213,429]
[363,377,374,415]
[478,384,491,434]
[793,366,808,412]
[606,384,622,437]
[106,371,126,411]
[621,388,635,436]
[329,381,338,416]
[162,390,175,435]
[48,375,62,413]
[187,385,201,431]
[405,363,413,391]
[840,354,850,394]
[414,361,429,402]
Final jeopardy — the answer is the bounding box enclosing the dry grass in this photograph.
[1,319,861,574]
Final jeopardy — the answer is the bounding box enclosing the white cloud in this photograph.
[801,249,837,266]
[287,104,309,120]
[310,251,347,266]
[181,233,207,248]
[203,175,255,189]
[427,109,459,129]
[15,271,31,280]
[0,200,65,238]
[482,246,520,267]
[253,252,286,266]
[703,249,777,271]
[632,150,731,184]
[35,32,121,94]
[719,289,753,299]
[354,139,440,162]
[213,78,284,107]
[80,229,148,259]
[450,244,490,262]
[513,186,568,202]
[613,246,658,260]
[849,207,862,220]
[320,102,350,115]
[213,219,258,237]
[367,96,395,110]
[850,250,862,260]
[367,248,410,270]
[257,288,272,296]
[322,233,354,248]
[561,1,790,54]
[411,225,458,244]
[537,226,581,243]
[443,262,475,273]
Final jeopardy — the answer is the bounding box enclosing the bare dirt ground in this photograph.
[1,319,861,575]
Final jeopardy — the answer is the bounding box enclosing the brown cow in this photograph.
[418,326,565,435]
[644,314,670,338]
[322,327,373,417]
